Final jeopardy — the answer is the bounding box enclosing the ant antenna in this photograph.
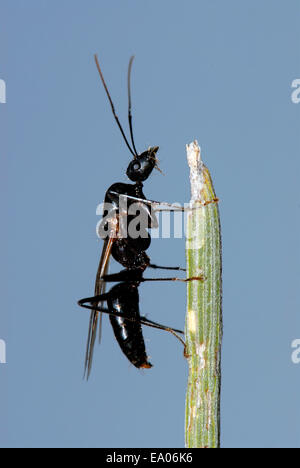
[94,55,136,158]
[127,56,139,157]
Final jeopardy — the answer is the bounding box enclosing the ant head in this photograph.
[126,147,159,182]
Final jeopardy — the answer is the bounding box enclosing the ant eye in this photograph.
[133,162,141,171]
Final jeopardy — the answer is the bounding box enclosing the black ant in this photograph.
[78,55,202,378]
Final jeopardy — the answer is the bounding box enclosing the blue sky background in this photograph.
[0,0,299,448]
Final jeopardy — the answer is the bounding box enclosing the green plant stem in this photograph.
[185,141,222,448]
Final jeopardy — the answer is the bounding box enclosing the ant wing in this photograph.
[96,236,113,343]
[84,236,113,379]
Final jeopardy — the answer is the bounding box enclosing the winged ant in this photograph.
[78,55,203,378]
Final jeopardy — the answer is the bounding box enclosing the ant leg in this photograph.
[152,198,219,210]
[109,191,185,211]
[78,300,184,336]
[139,317,186,349]
[78,293,109,308]
[110,191,219,211]
[86,269,202,285]
[140,276,205,283]
[79,293,188,352]
[149,263,186,272]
